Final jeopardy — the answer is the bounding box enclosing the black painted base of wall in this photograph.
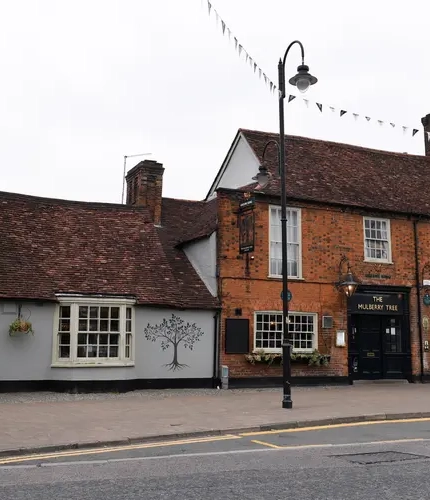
[0,378,218,394]
[411,375,430,383]
[228,376,349,389]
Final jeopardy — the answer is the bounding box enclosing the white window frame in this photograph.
[269,205,302,279]
[363,217,392,263]
[254,311,318,353]
[51,296,136,367]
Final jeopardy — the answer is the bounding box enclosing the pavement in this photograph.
[2,382,430,457]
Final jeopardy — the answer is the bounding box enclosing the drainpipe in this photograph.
[212,312,220,387]
[413,219,425,382]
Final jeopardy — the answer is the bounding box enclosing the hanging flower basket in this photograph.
[244,349,330,367]
[8,318,34,336]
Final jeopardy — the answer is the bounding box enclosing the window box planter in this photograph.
[245,349,330,367]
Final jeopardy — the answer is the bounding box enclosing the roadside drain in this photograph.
[332,451,430,465]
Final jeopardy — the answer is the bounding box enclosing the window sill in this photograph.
[267,275,304,281]
[364,259,393,265]
[51,362,135,368]
[253,350,315,354]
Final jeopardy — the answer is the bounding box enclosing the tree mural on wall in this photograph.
[143,314,204,371]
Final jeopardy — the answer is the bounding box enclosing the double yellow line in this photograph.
[1,417,430,465]
[0,434,240,465]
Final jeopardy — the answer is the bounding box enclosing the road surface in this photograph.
[1,417,430,499]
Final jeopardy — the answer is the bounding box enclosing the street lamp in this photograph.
[253,41,317,409]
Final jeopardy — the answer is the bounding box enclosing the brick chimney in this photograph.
[421,114,430,156]
[125,160,164,225]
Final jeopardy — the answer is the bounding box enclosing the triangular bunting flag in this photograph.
[263,74,268,84]
[259,68,262,79]
[227,28,231,41]
[288,95,296,103]
[303,99,309,108]
[253,62,257,73]
[340,110,347,117]
[238,45,243,56]
[245,53,248,63]
[234,37,238,50]
[269,82,273,92]
[413,129,419,137]
[365,117,371,121]
[273,85,277,92]
[390,123,395,128]
[329,106,335,113]
[221,21,226,34]
[402,126,408,134]
[377,120,384,126]
[353,113,359,121]
[215,11,219,25]
[316,103,323,112]
[208,1,212,15]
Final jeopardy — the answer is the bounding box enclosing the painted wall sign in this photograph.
[349,293,403,315]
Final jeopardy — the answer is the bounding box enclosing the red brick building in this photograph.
[207,122,430,387]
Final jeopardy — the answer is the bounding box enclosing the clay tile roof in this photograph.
[0,191,218,309]
[240,128,430,216]
[161,197,217,246]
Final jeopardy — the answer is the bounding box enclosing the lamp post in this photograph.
[253,41,317,409]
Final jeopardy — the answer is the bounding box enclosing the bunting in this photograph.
[202,0,421,138]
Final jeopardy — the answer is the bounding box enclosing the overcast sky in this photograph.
[1,0,429,203]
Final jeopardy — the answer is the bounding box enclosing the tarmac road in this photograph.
[2,418,430,499]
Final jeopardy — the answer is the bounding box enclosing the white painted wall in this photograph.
[0,302,215,382]
[207,134,260,199]
[183,232,217,297]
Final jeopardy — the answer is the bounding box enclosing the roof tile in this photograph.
[0,191,218,309]
[240,129,430,215]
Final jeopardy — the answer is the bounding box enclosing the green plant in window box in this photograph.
[245,349,330,367]
[8,318,34,336]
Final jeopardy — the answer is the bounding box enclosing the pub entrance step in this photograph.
[353,379,409,385]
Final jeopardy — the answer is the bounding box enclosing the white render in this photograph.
[206,132,260,200]
[183,232,217,297]
[0,301,216,382]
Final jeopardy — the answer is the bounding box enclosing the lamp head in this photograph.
[340,266,359,297]
[252,165,270,189]
[289,64,318,93]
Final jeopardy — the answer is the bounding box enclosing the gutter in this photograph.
[413,219,425,381]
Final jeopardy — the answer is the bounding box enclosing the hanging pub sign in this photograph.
[238,194,255,254]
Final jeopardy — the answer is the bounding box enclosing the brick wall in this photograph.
[217,189,430,379]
